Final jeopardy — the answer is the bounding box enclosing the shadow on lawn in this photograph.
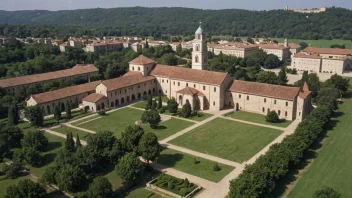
[40,153,57,167]
[46,141,62,152]
[47,190,70,198]
[156,152,184,167]
[262,113,341,198]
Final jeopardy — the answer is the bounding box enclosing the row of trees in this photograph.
[228,75,347,197]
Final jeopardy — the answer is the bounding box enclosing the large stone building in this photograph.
[292,47,352,74]
[1,65,99,97]
[257,42,291,61]
[208,42,259,58]
[85,41,123,54]
[27,25,312,122]
[284,6,327,13]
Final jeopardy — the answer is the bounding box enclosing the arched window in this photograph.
[102,103,105,109]
[132,94,136,101]
[115,99,119,106]
[47,105,51,114]
[132,66,134,70]
[196,45,200,51]
[121,97,125,104]
[197,34,201,40]
[138,67,140,71]
[195,56,199,63]
[138,93,141,99]
[148,90,151,95]
[127,96,130,102]
[179,95,183,106]
[111,102,114,107]
[278,110,281,115]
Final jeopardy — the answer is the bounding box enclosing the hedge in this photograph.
[228,96,336,198]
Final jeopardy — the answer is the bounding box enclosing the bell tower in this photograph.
[192,22,208,70]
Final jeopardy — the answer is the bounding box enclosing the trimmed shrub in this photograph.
[265,111,279,123]
[98,110,106,116]
[213,163,221,171]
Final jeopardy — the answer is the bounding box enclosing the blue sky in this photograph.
[2,0,352,11]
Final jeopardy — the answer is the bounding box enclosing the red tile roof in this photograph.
[258,43,289,50]
[0,65,99,88]
[150,64,229,86]
[129,55,156,65]
[176,87,204,96]
[299,82,312,99]
[101,72,155,91]
[30,81,100,104]
[302,47,352,55]
[293,53,348,61]
[82,93,106,103]
[229,80,301,101]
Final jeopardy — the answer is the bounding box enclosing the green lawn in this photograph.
[157,148,234,182]
[226,111,292,128]
[125,188,161,198]
[26,133,65,177]
[273,38,352,49]
[0,175,30,197]
[43,110,92,127]
[71,115,100,126]
[52,125,92,140]
[18,121,37,133]
[288,100,352,198]
[170,118,283,163]
[78,107,193,140]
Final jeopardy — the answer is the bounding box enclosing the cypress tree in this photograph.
[151,100,157,110]
[7,106,18,126]
[278,67,288,85]
[157,96,162,109]
[65,132,75,152]
[54,105,61,123]
[75,134,81,148]
[65,101,72,120]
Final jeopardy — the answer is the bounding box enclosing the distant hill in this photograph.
[0,7,351,39]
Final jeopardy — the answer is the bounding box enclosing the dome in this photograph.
[195,26,204,34]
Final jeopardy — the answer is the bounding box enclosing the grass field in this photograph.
[157,148,234,182]
[274,38,352,49]
[288,100,352,197]
[226,111,292,128]
[52,125,92,140]
[78,107,194,140]
[170,118,283,163]
[125,188,161,198]
[71,115,100,126]
[26,133,65,177]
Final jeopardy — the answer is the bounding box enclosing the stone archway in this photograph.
[115,99,119,106]
[111,101,114,107]
[132,94,136,101]
[102,103,105,109]
[121,97,125,104]
[47,105,51,114]
[138,93,141,99]
[127,96,130,102]
[148,90,151,95]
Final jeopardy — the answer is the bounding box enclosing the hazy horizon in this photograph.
[2,0,352,11]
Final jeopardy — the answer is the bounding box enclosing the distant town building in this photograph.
[284,6,327,13]
[85,40,123,54]
[292,47,352,75]
[208,42,259,58]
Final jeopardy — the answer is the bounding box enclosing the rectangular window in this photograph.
[178,82,180,86]
[173,81,175,85]
[213,102,215,106]
[264,98,266,103]
[239,94,241,98]
[274,100,277,104]
[247,96,249,100]
[194,84,196,88]
[286,102,288,106]
[203,86,206,90]
[214,87,216,92]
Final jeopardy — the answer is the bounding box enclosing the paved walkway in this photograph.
[75,116,102,126]
[63,123,97,134]
[44,128,88,146]
[129,106,200,124]
[163,143,241,167]
[221,116,286,131]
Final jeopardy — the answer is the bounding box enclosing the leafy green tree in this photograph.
[256,71,279,85]
[144,40,149,49]
[247,37,255,44]
[55,165,86,191]
[141,110,161,129]
[5,179,47,198]
[307,73,320,98]
[266,111,279,123]
[21,130,48,152]
[278,67,288,85]
[323,74,350,98]
[158,53,177,65]
[55,148,76,167]
[7,105,18,126]
[299,42,309,49]
[65,101,72,120]
[13,147,43,167]
[115,152,144,185]
[0,126,23,151]
[121,125,145,151]
[181,100,192,118]
[313,186,341,198]
[264,54,281,69]
[54,104,61,123]
[167,97,178,114]
[138,132,161,164]
[157,96,163,109]
[41,166,58,185]
[6,161,22,179]
[65,132,76,152]
[76,134,82,148]
[24,106,44,127]
[86,176,113,198]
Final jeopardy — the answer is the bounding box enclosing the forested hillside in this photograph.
[0,7,351,39]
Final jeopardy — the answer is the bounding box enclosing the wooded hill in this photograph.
[0,7,351,40]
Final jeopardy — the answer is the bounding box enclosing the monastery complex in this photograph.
[23,25,313,122]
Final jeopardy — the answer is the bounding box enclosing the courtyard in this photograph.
[169,118,283,163]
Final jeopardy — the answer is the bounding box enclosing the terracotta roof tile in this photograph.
[176,87,204,96]
[82,93,106,103]
[299,82,311,99]
[129,55,156,65]
[293,53,348,61]
[257,43,289,49]
[302,47,352,55]
[229,80,300,101]
[30,81,100,104]
[150,64,229,86]
[101,72,155,91]
[0,65,99,88]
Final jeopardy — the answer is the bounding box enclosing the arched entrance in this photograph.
[236,103,239,111]
[121,97,125,104]
[179,95,183,106]
[148,90,151,95]
[143,91,147,96]
[102,103,105,109]
[61,103,65,111]
[115,99,119,106]
[47,105,51,114]
[97,104,101,111]
[111,102,114,107]
[138,93,141,99]
[127,96,130,102]
[132,94,136,101]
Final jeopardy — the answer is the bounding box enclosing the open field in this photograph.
[226,111,292,128]
[274,38,352,49]
[71,115,100,126]
[125,188,161,198]
[157,148,234,182]
[78,107,194,140]
[170,118,283,163]
[52,125,92,140]
[288,100,352,197]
